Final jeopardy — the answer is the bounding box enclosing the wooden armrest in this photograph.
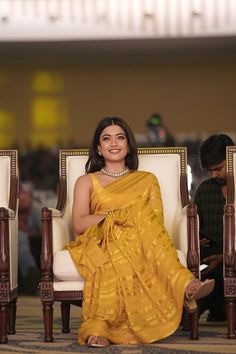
[48,208,63,218]
[186,202,200,278]
[224,203,235,279]
[5,207,16,219]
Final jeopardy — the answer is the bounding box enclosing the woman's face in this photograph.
[98,124,129,164]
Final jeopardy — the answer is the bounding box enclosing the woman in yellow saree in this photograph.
[66,117,214,347]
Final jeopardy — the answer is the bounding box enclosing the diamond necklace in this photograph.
[101,167,129,178]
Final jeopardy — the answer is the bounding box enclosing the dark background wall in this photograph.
[0,37,236,148]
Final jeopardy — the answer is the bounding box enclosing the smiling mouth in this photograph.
[109,149,121,153]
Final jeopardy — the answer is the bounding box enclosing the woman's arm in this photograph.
[72,174,106,235]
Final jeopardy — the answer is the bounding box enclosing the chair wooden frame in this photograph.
[0,150,18,344]
[224,146,236,338]
[40,147,200,342]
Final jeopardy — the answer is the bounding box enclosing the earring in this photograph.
[98,150,102,156]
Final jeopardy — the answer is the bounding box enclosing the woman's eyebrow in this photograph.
[101,132,126,138]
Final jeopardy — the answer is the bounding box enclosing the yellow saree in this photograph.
[66,170,193,344]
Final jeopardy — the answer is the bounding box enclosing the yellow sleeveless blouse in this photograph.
[66,170,193,344]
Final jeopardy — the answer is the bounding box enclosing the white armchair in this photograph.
[40,147,200,342]
[0,150,18,344]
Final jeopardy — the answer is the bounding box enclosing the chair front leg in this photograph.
[61,302,71,333]
[190,308,199,340]
[8,298,17,334]
[0,302,8,344]
[225,296,236,338]
[42,300,54,342]
[182,308,199,340]
[182,309,190,332]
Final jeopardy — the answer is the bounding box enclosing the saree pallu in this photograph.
[66,171,193,344]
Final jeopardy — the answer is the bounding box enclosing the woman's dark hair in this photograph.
[85,117,138,173]
[200,134,234,169]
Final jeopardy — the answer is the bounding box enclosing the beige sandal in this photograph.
[186,279,215,300]
[184,279,215,314]
[87,335,110,347]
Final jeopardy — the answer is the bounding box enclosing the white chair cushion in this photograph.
[53,250,84,282]
[53,281,84,291]
[53,248,187,282]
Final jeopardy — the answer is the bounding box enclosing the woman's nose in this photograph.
[110,137,117,145]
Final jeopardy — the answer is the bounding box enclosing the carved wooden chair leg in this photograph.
[0,303,9,344]
[61,302,71,333]
[226,297,236,339]
[43,301,54,342]
[8,299,17,334]
[182,309,190,331]
[190,309,199,340]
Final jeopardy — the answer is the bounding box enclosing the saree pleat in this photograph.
[66,171,193,344]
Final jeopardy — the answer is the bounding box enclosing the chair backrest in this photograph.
[0,150,18,290]
[0,149,18,210]
[138,148,189,237]
[59,147,189,241]
[0,153,12,207]
[226,146,236,205]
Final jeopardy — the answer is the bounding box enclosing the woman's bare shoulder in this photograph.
[74,174,92,188]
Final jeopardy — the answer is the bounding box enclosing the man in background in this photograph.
[194,134,234,321]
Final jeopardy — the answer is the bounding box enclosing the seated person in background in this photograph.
[66,117,214,347]
[194,134,234,322]
[19,183,40,295]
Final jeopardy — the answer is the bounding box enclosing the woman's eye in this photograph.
[102,136,110,142]
[117,135,125,140]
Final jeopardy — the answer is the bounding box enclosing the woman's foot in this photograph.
[184,279,215,314]
[87,335,110,347]
[186,279,215,301]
